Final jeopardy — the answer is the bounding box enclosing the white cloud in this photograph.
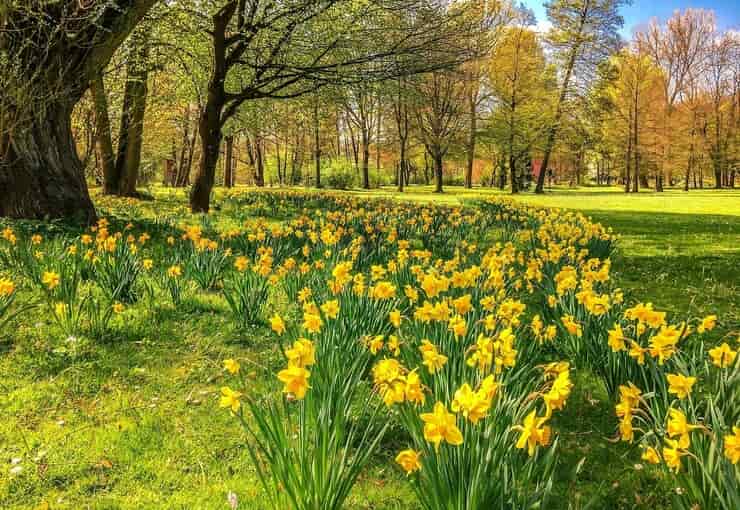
[533,19,552,34]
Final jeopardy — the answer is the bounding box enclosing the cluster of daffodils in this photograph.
[486,200,738,509]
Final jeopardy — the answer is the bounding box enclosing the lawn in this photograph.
[1,185,737,509]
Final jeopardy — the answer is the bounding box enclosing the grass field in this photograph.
[1,185,738,509]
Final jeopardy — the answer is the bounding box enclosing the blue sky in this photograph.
[520,0,740,37]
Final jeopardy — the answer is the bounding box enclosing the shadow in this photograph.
[582,209,740,237]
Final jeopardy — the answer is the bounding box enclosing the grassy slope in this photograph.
[1,186,738,509]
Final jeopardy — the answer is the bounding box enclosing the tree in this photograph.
[0,0,157,221]
[702,32,737,188]
[91,72,118,195]
[188,0,472,212]
[343,82,380,189]
[414,71,467,193]
[638,9,714,191]
[115,28,152,196]
[392,76,413,192]
[459,0,510,188]
[488,13,552,193]
[533,0,625,194]
[601,47,665,193]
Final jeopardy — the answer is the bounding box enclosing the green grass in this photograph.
[1,185,738,509]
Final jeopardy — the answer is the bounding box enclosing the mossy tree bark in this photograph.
[0,0,157,222]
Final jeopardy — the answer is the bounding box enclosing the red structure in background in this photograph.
[531,159,544,179]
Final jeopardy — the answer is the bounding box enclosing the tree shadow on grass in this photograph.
[582,209,740,238]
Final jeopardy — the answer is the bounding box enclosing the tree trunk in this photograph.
[624,122,632,193]
[433,150,443,193]
[224,135,234,187]
[254,138,265,188]
[176,105,193,187]
[465,88,476,189]
[0,102,96,222]
[120,53,149,195]
[376,106,382,172]
[91,72,117,195]
[633,102,639,194]
[509,153,518,194]
[361,129,370,189]
[314,101,321,188]
[398,137,406,192]
[275,139,284,185]
[191,105,223,213]
[189,2,234,212]
[116,35,149,197]
[0,0,155,222]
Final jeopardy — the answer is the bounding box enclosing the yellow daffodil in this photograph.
[395,449,422,475]
[42,271,60,290]
[223,358,240,374]
[404,369,425,405]
[514,410,551,456]
[641,446,661,464]
[368,335,385,355]
[219,387,242,412]
[0,278,15,296]
[723,426,740,464]
[234,256,249,272]
[389,310,402,328]
[697,314,717,333]
[320,299,340,319]
[277,365,311,399]
[666,409,697,447]
[666,373,696,400]
[708,343,737,368]
[420,402,464,447]
[302,313,323,334]
[607,323,626,352]
[448,315,467,338]
[285,338,316,368]
[420,339,447,374]
[662,438,687,472]
[270,314,286,335]
[451,383,490,424]
[561,315,582,338]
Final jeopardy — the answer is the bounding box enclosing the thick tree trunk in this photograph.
[713,162,723,189]
[118,45,149,196]
[0,0,155,221]
[91,72,118,195]
[0,103,96,222]
[189,1,235,212]
[190,103,223,213]
[115,78,134,187]
[255,138,265,187]
[508,113,517,194]
[275,139,283,185]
